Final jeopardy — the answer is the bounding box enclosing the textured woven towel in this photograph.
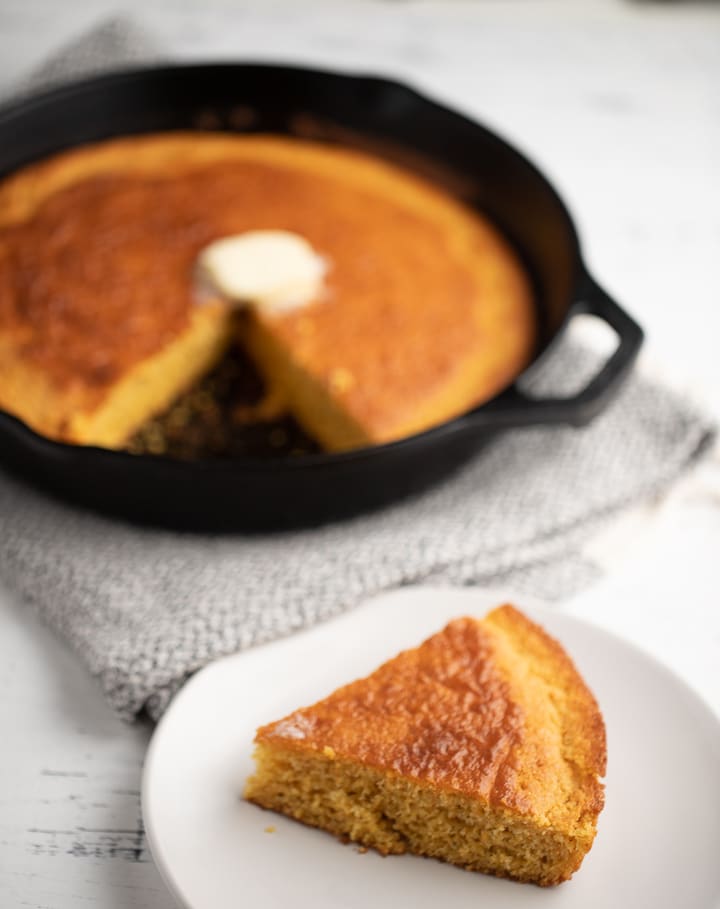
[0,18,714,720]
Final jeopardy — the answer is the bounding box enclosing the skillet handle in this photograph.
[473,273,644,430]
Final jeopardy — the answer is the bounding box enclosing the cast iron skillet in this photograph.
[0,64,643,531]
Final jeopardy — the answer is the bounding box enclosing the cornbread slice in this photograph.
[245,606,606,886]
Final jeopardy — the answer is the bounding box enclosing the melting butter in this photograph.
[197,229,327,313]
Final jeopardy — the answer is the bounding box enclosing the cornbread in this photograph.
[245,606,606,886]
[0,133,536,451]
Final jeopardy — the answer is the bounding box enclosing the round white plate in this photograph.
[143,587,720,909]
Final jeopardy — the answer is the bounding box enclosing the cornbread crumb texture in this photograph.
[245,605,606,887]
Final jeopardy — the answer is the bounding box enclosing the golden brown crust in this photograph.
[0,132,536,447]
[258,614,526,807]
[482,606,606,831]
[256,605,606,835]
[485,606,607,775]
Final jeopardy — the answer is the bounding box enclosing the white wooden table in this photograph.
[1,1,719,906]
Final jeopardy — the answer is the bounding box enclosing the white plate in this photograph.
[143,587,720,909]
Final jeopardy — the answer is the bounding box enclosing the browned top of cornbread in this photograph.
[256,605,606,830]
[0,133,534,437]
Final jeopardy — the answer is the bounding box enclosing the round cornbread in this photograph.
[0,133,536,450]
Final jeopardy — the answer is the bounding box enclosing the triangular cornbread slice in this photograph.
[245,605,606,886]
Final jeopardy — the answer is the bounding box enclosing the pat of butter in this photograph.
[197,230,327,313]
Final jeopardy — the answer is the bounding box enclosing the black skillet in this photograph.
[0,64,643,531]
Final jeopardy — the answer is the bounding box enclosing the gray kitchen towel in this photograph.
[0,18,715,720]
[12,16,166,99]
